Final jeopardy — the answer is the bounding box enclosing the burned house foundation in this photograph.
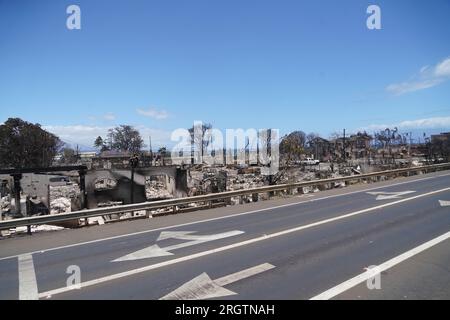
[0,165,189,230]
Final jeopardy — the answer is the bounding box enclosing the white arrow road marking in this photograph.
[18,254,38,300]
[367,191,415,200]
[112,230,244,262]
[439,200,450,207]
[157,231,196,241]
[160,263,275,300]
[157,230,243,242]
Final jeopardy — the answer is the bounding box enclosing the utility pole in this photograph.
[245,136,249,165]
[409,132,412,156]
[149,136,153,166]
[315,142,318,161]
[129,155,139,204]
[256,130,260,166]
[343,129,346,163]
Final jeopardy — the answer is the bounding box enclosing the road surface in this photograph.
[1,170,450,300]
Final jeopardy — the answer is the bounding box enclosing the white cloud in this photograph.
[387,57,450,95]
[103,113,116,121]
[136,108,169,120]
[43,125,172,149]
[87,113,116,122]
[435,58,450,77]
[362,116,450,131]
[386,79,444,95]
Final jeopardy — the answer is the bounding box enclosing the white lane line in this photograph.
[2,172,449,262]
[214,263,275,287]
[18,254,38,300]
[38,186,450,298]
[310,231,450,300]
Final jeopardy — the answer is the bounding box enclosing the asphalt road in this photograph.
[1,170,450,300]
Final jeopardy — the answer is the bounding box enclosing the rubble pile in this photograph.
[0,196,10,213]
[98,201,123,207]
[49,184,80,199]
[49,184,80,215]
[94,178,117,191]
[227,173,265,191]
[186,164,354,203]
[145,177,173,200]
[50,197,71,215]
[2,224,65,236]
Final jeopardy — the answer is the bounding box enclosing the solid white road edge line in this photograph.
[1,172,448,262]
[310,230,450,300]
[37,186,450,299]
[18,254,38,300]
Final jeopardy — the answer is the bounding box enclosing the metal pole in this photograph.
[12,174,22,217]
[257,131,260,166]
[409,132,412,156]
[343,129,346,162]
[149,136,153,166]
[129,155,139,204]
[79,169,87,209]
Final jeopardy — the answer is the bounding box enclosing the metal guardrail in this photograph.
[1,163,450,230]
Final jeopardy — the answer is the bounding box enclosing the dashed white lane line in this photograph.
[310,231,450,300]
[1,172,449,262]
[18,254,38,300]
[38,186,450,298]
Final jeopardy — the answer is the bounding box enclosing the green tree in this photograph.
[108,125,144,153]
[279,131,306,165]
[61,147,78,164]
[94,136,108,152]
[0,118,62,168]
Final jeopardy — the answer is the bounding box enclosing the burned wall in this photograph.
[85,167,188,208]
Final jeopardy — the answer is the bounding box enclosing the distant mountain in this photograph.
[61,140,97,152]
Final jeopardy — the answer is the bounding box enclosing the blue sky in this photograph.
[1,0,450,149]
